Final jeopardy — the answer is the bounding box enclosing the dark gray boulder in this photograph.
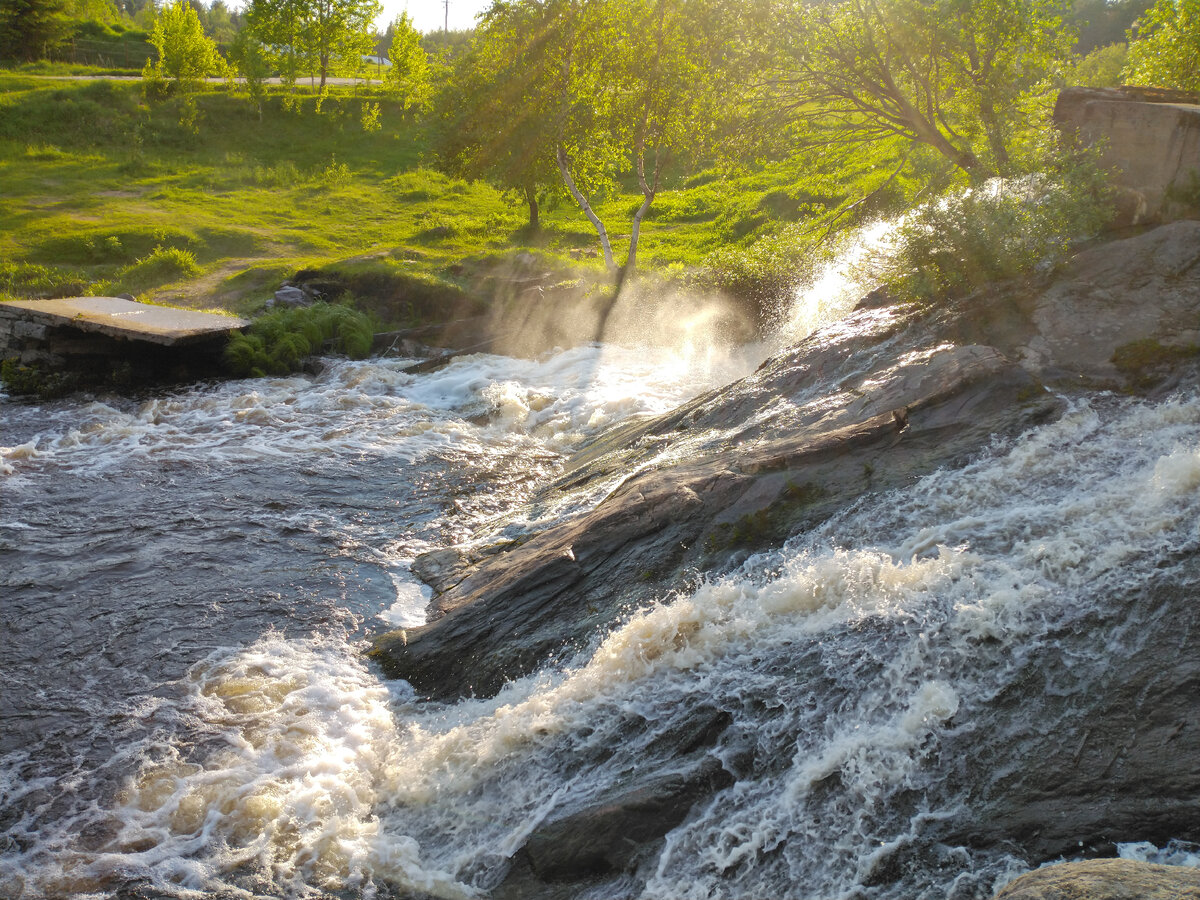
[372,222,1200,703]
[933,568,1200,862]
[371,327,1061,700]
[369,222,1200,897]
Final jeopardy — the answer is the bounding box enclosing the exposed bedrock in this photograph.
[931,565,1200,861]
[372,222,1200,703]
[372,332,1059,699]
[992,859,1200,899]
[371,221,1200,894]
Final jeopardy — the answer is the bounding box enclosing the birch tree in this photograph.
[246,0,379,90]
[303,0,379,89]
[439,0,734,278]
[385,12,433,114]
[142,0,225,93]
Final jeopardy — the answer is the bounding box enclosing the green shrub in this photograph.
[0,358,78,399]
[224,301,376,377]
[0,262,87,298]
[699,224,823,308]
[861,154,1113,304]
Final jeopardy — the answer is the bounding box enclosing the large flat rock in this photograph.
[0,297,247,346]
[1054,87,1200,225]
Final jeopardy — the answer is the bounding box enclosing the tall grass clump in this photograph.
[862,153,1113,304]
[225,302,376,377]
[119,245,202,290]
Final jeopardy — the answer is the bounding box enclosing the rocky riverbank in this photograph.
[372,220,1200,896]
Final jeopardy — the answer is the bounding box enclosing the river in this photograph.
[3,290,1200,898]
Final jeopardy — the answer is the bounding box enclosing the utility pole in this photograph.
[443,0,449,32]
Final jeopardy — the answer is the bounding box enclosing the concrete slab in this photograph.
[0,297,248,346]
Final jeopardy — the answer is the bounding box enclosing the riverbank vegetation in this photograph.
[0,0,1192,346]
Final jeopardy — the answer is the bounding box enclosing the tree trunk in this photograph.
[525,184,540,231]
[319,53,328,90]
[978,94,1011,174]
[624,148,658,281]
[557,145,615,271]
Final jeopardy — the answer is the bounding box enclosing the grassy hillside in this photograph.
[0,76,920,326]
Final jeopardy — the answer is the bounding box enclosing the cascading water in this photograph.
[3,241,1199,899]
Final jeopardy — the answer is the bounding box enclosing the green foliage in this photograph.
[302,0,380,88]
[1068,42,1129,86]
[246,0,380,90]
[862,153,1114,303]
[224,301,375,376]
[0,357,78,398]
[229,29,271,114]
[359,100,380,132]
[763,0,1073,180]
[1123,0,1200,90]
[0,261,85,299]
[385,12,431,114]
[246,0,308,85]
[142,0,225,100]
[1069,0,1153,53]
[0,0,71,62]
[118,244,201,291]
[700,225,822,307]
[1112,338,1200,387]
[435,0,740,275]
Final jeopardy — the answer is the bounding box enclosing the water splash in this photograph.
[8,392,1196,899]
[772,218,899,349]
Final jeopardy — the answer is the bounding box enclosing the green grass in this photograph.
[0,75,927,324]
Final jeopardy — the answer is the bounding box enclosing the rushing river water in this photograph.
[4,286,1200,898]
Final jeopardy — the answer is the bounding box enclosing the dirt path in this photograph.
[152,257,281,314]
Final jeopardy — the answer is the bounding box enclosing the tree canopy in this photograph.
[436,0,739,278]
[1124,0,1200,90]
[245,0,378,88]
[143,0,224,90]
[760,0,1073,180]
[385,12,433,113]
[0,0,71,62]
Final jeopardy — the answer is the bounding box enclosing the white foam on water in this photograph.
[0,342,752,481]
[1117,840,1200,867]
[382,567,433,628]
[8,268,1200,900]
[10,390,1200,900]
[71,637,473,900]
[148,396,1200,896]
[773,218,898,349]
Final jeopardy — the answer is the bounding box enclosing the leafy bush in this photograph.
[224,302,376,377]
[699,224,823,309]
[859,155,1113,304]
[0,358,81,398]
[1069,43,1129,88]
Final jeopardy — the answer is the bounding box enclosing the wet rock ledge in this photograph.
[372,221,1200,703]
[371,221,1200,898]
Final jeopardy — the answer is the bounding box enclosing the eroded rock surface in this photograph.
[373,223,1200,702]
[370,222,1200,896]
[371,318,1061,699]
[993,859,1200,899]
